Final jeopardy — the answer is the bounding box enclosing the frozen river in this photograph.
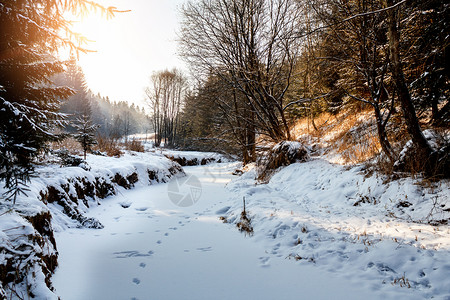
[53,163,379,300]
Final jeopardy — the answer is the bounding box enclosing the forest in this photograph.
[174,0,449,177]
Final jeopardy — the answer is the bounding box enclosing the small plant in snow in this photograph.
[73,114,98,160]
[392,273,412,288]
[237,197,253,235]
[2,166,31,205]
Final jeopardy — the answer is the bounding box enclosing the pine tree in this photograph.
[0,1,119,203]
[73,114,98,160]
[59,55,92,131]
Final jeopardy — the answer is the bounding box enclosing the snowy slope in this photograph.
[224,159,450,299]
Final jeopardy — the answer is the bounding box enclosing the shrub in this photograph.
[123,138,145,152]
[257,141,309,181]
[96,135,123,157]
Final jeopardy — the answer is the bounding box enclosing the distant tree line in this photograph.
[54,56,152,141]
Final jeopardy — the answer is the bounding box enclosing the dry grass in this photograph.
[257,141,309,181]
[123,138,145,152]
[292,108,386,165]
[50,137,82,156]
[95,135,123,157]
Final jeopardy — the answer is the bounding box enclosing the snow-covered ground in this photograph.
[53,159,449,299]
[225,160,450,299]
[53,163,379,300]
[2,149,449,299]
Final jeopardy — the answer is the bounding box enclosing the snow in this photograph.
[52,159,449,299]
[225,159,450,299]
[52,163,380,300]
[2,150,449,299]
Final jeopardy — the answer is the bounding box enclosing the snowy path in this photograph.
[53,163,397,300]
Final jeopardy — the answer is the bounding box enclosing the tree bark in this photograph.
[384,0,432,166]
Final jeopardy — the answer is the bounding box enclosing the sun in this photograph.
[60,11,138,101]
[58,0,186,105]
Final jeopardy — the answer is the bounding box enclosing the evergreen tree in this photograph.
[60,55,92,131]
[73,114,98,160]
[0,0,118,203]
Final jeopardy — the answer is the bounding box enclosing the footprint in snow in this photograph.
[113,250,154,258]
[157,240,162,244]
[215,206,231,215]
[259,256,270,267]
[196,247,212,252]
[135,207,148,212]
[164,233,169,236]
[132,278,140,285]
[120,202,131,208]
[139,262,146,268]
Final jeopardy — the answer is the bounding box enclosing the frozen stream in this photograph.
[53,163,379,300]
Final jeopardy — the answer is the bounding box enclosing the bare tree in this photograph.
[145,69,187,147]
[179,0,303,143]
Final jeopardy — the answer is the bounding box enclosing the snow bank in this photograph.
[0,151,184,299]
[224,159,450,299]
[158,149,230,166]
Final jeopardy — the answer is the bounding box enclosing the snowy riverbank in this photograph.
[224,159,450,299]
[0,151,185,299]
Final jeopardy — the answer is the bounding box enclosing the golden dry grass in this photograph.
[50,137,82,156]
[291,108,384,164]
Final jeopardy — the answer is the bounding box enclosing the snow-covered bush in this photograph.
[54,149,85,168]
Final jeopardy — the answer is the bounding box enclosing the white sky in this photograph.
[70,0,187,107]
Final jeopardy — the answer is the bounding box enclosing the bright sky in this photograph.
[69,0,187,107]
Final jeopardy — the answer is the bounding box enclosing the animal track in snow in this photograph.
[259,256,270,267]
[113,250,154,258]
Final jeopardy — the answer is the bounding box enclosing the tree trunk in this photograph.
[374,105,395,162]
[384,0,432,168]
[246,110,256,162]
